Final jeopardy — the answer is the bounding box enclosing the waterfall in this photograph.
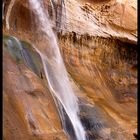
[28,0,86,140]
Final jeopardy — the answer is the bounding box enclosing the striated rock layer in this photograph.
[58,33,137,138]
[3,0,137,42]
[3,0,137,139]
[3,36,68,140]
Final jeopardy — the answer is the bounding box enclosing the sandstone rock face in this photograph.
[63,0,137,42]
[3,0,137,42]
[58,33,137,139]
[3,0,137,140]
[3,36,67,140]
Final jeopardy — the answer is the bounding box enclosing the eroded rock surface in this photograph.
[3,36,68,140]
[3,0,137,42]
[3,0,137,140]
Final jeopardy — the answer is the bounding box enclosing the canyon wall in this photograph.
[3,0,137,139]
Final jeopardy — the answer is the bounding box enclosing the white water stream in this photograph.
[28,0,86,140]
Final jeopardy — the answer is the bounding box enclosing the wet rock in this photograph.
[3,0,137,139]
[3,36,68,140]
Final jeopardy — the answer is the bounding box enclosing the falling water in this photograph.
[28,0,86,140]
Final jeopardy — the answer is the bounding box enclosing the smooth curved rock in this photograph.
[3,0,137,139]
[3,37,68,140]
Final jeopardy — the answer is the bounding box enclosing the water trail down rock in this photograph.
[28,0,86,140]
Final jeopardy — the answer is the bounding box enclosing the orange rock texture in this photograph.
[3,0,137,139]
[3,36,68,140]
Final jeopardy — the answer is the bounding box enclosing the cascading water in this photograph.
[28,0,86,140]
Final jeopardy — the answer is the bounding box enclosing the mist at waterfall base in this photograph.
[28,0,86,140]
